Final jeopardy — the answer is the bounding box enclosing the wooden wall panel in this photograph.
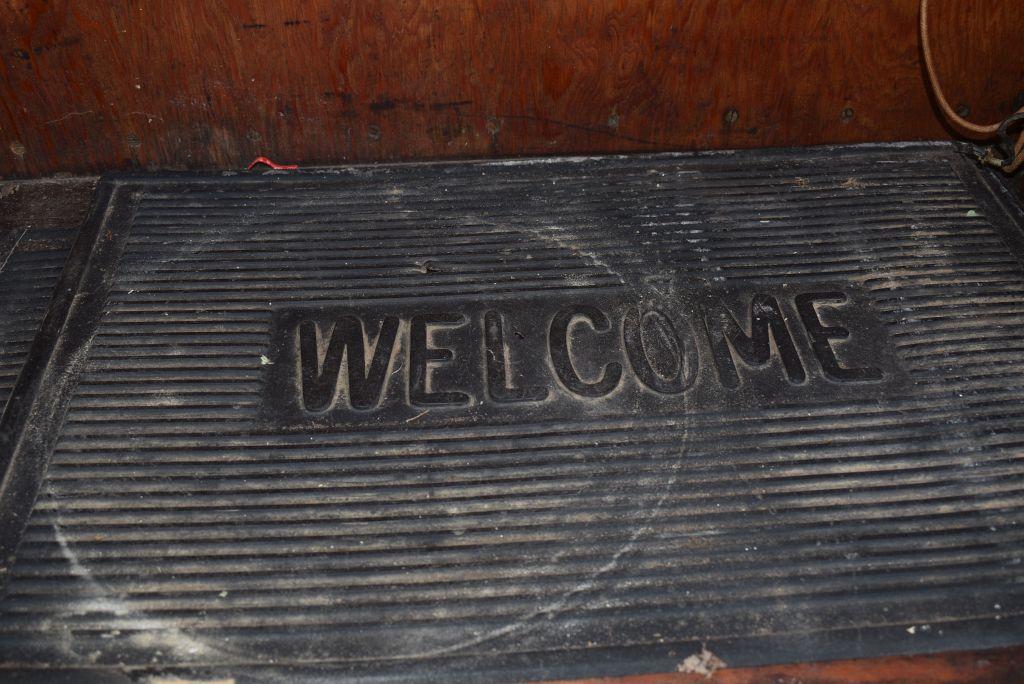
[1,0,1022,177]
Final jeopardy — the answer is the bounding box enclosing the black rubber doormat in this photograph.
[1,143,1023,682]
[0,226,75,414]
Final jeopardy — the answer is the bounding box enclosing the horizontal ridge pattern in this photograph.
[2,145,1023,675]
[0,229,73,411]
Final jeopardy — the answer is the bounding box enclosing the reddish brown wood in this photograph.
[1,0,1022,177]
[540,646,1024,684]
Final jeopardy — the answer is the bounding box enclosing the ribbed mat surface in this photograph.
[1,144,1023,682]
[0,229,73,412]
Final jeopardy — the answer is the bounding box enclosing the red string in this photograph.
[247,156,299,170]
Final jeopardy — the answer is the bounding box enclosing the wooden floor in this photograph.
[550,646,1024,683]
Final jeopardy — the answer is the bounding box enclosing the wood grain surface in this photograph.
[542,645,1024,684]
[2,0,1022,177]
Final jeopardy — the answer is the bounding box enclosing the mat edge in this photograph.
[0,179,131,591]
